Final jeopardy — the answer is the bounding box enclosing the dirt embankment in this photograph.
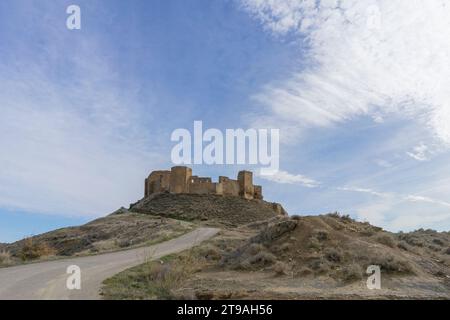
[130,193,285,227]
[124,213,450,300]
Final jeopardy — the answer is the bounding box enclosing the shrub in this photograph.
[371,254,414,274]
[20,238,55,261]
[309,259,330,274]
[397,241,410,251]
[278,243,291,252]
[296,267,313,277]
[273,261,289,276]
[197,244,222,261]
[315,230,329,241]
[432,238,445,246]
[248,251,277,266]
[342,263,363,282]
[374,234,396,248]
[324,248,343,263]
[0,250,12,266]
[247,243,265,256]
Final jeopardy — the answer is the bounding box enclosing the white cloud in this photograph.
[0,6,164,217]
[337,187,391,198]
[257,170,320,187]
[240,0,450,146]
[406,143,429,161]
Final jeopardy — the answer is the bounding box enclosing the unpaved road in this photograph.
[0,227,219,300]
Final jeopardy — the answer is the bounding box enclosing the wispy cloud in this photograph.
[240,0,450,147]
[406,143,430,161]
[0,3,163,217]
[257,170,320,187]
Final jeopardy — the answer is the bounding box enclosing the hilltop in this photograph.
[129,193,286,227]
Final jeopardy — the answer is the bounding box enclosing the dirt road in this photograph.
[0,227,219,300]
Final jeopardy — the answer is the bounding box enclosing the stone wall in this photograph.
[219,176,240,197]
[170,166,192,193]
[145,166,262,200]
[145,170,171,197]
[238,171,254,200]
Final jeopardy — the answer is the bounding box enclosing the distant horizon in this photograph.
[2,0,450,242]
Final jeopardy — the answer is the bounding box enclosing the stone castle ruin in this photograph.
[145,166,263,200]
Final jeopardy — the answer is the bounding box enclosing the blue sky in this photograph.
[1,0,450,242]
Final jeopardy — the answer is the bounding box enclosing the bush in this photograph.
[197,245,222,261]
[398,241,410,251]
[374,234,396,248]
[432,238,445,246]
[342,263,363,282]
[20,238,55,261]
[247,243,265,256]
[273,261,289,276]
[315,230,329,241]
[371,254,414,274]
[309,259,330,274]
[278,243,291,252]
[0,250,12,266]
[296,267,313,277]
[324,248,342,263]
[248,251,277,266]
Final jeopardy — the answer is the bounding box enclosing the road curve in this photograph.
[0,227,219,300]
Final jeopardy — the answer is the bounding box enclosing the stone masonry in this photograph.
[145,166,263,200]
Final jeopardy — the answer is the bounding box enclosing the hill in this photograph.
[1,210,193,266]
[102,213,450,300]
[129,193,286,227]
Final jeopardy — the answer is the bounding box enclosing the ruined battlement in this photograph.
[144,166,263,200]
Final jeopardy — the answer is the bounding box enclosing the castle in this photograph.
[145,166,263,200]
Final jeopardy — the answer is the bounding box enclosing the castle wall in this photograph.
[254,185,263,200]
[146,170,171,195]
[238,171,254,200]
[144,178,149,197]
[169,166,192,193]
[145,167,262,201]
[189,181,221,195]
[219,176,240,197]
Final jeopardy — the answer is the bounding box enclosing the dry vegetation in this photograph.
[2,210,194,265]
[102,212,450,300]
[0,250,12,267]
[130,193,282,227]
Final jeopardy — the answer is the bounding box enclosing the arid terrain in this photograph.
[1,193,450,300]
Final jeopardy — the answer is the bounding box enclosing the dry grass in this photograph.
[4,213,193,260]
[272,261,289,276]
[20,238,55,261]
[341,263,363,282]
[102,251,199,300]
[0,250,12,266]
[374,233,397,248]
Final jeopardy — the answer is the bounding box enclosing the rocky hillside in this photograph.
[1,211,193,265]
[103,213,450,300]
[129,193,286,227]
[187,214,450,299]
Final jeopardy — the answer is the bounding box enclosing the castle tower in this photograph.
[238,170,254,200]
[170,166,192,193]
[146,170,171,196]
